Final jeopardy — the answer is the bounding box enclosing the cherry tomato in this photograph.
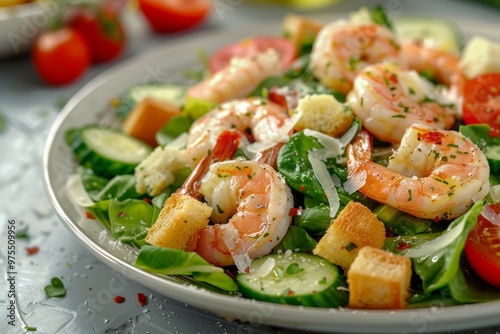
[209,36,297,73]
[465,203,500,287]
[462,73,500,136]
[71,8,126,63]
[33,27,91,85]
[138,0,211,33]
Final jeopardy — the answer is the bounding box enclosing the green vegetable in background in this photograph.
[135,246,239,292]
[155,115,193,146]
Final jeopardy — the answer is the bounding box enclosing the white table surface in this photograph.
[1,0,500,333]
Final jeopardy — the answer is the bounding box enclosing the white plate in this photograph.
[43,16,500,334]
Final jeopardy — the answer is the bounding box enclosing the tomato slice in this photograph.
[138,0,210,33]
[209,36,297,73]
[465,203,500,288]
[462,73,500,136]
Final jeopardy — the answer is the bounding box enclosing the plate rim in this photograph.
[42,18,500,334]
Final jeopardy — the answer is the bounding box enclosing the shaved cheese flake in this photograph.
[344,170,367,194]
[308,154,340,218]
[338,122,359,148]
[304,129,342,158]
[247,109,302,153]
[481,204,500,227]
[251,257,276,277]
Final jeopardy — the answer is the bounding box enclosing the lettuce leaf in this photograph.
[135,245,239,292]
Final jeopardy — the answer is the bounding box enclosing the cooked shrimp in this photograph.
[186,97,291,168]
[346,124,489,220]
[186,50,280,105]
[401,41,466,100]
[346,62,456,144]
[194,159,294,272]
[310,20,401,95]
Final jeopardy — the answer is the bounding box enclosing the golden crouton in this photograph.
[282,14,324,52]
[293,94,354,138]
[145,193,212,250]
[313,201,386,270]
[347,246,412,309]
[123,97,180,147]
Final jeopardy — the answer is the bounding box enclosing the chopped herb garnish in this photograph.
[216,204,225,214]
[45,277,66,298]
[25,326,37,332]
[344,242,358,252]
[408,189,412,201]
[285,262,304,275]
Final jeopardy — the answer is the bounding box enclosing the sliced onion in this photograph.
[403,218,466,258]
[66,174,95,208]
[308,154,340,218]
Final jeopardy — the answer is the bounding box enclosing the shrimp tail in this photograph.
[181,130,241,199]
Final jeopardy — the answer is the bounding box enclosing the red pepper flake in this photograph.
[397,241,411,251]
[119,211,127,218]
[137,293,147,306]
[299,185,305,192]
[418,131,444,145]
[287,290,295,296]
[85,211,95,219]
[26,246,39,255]
[385,228,394,238]
[114,295,126,303]
[434,216,441,223]
[288,207,302,217]
[142,198,152,204]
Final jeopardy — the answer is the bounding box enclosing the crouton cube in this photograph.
[123,97,180,147]
[347,246,412,309]
[293,94,354,138]
[313,201,386,270]
[145,193,212,250]
[282,14,324,52]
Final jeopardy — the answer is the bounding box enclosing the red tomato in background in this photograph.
[209,36,297,73]
[465,203,500,288]
[33,27,91,85]
[462,73,500,136]
[138,0,211,33]
[71,8,126,63]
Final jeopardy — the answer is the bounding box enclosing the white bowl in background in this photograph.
[0,1,52,58]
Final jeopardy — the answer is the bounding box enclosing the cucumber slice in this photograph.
[393,16,462,54]
[484,145,500,174]
[236,253,348,308]
[66,126,152,178]
[114,83,186,120]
